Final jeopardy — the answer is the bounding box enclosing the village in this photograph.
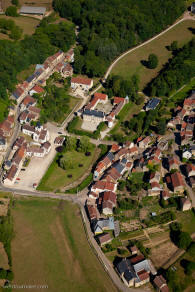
[0,48,74,187]
[85,92,195,290]
[0,1,194,291]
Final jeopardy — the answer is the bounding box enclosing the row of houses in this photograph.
[12,49,74,103]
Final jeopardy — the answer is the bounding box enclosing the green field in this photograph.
[11,198,117,292]
[177,210,195,234]
[38,148,97,192]
[112,19,195,89]
[0,15,40,39]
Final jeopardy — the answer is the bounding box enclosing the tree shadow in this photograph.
[140,60,148,68]
[188,27,195,34]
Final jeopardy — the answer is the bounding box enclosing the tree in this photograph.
[157,119,166,135]
[187,242,195,258]
[12,0,19,6]
[170,40,178,51]
[177,231,192,250]
[185,261,195,275]
[5,6,18,17]
[147,54,158,69]
[78,136,91,153]
[65,136,77,151]
[59,155,74,170]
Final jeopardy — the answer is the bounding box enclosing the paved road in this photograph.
[91,12,194,96]
[0,182,146,292]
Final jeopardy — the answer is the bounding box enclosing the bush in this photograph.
[147,54,158,69]
[12,0,19,5]
[185,261,195,275]
[5,6,18,17]
[177,232,192,250]
[187,242,195,258]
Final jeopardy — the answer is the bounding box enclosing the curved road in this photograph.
[0,183,144,292]
[1,12,194,292]
[91,12,194,96]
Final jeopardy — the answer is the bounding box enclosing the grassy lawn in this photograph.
[11,198,117,292]
[38,148,96,192]
[176,210,195,235]
[0,15,40,38]
[171,77,195,102]
[112,19,195,89]
[60,96,80,124]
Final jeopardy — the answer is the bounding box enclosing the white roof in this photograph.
[20,6,46,15]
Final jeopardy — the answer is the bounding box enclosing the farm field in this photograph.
[12,198,117,292]
[112,19,195,89]
[0,15,40,38]
[38,147,97,192]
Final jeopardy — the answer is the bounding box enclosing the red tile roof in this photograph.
[103,191,116,205]
[22,95,36,106]
[186,163,195,174]
[28,106,41,114]
[31,85,44,94]
[130,255,145,264]
[111,143,119,152]
[113,96,125,104]
[161,190,170,199]
[71,77,92,86]
[153,275,167,289]
[171,172,185,188]
[92,180,116,192]
[94,92,107,100]
[6,165,18,181]
[151,182,161,189]
[137,269,149,281]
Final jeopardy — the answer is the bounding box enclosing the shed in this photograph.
[20,6,46,15]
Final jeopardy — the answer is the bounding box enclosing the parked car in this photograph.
[58,132,63,134]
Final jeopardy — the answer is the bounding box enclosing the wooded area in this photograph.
[0,15,75,122]
[53,0,186,77]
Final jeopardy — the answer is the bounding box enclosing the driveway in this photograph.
[11,123,59,191]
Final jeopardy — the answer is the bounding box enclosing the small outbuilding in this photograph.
[20,6,46,16]
[146,98,160,111]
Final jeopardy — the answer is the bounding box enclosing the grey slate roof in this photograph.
[106,151,115,161]
[114,162,125,174]
[0,138,6,145]
[83,109,104,118]
[124,269,135,282]
[20,6,46,15]
[146,98,160,110]
[116,258,131,275]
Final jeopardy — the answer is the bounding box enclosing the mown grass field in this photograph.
[0,15,40,38]
[12,198,117,292]
[38,148,96,192]
[112,19,195,89]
